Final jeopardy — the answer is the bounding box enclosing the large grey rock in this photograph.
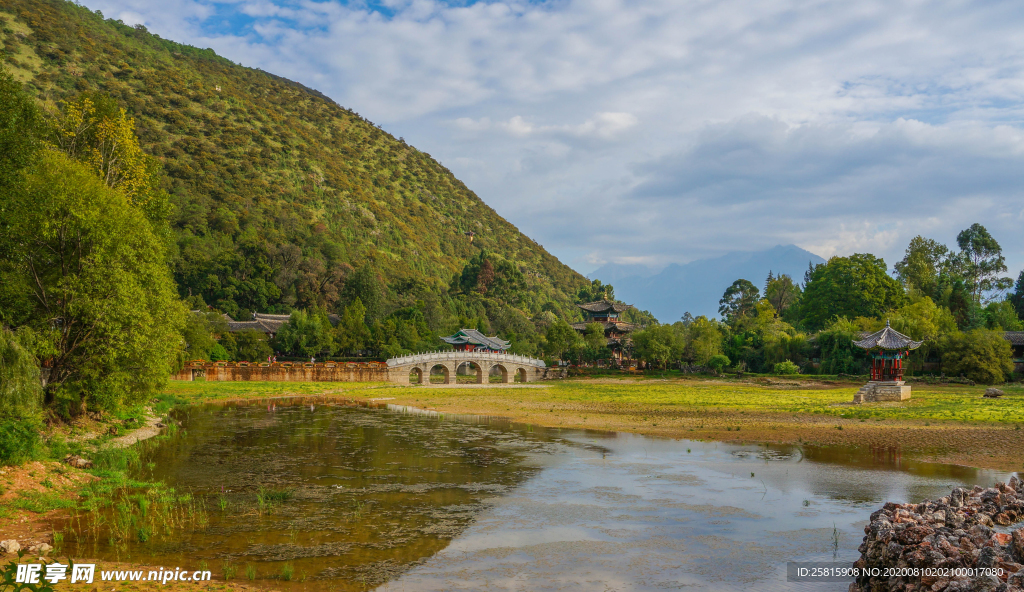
[983,388,1004,398]
[0,539,20,554]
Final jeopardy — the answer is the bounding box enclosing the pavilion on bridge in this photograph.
[441,329,511,353]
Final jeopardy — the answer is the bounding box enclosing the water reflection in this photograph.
[61,399,561,590]
[59,399,1017,592]
[380,408,1016,592]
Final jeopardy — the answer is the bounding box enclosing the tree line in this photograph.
[623,226,1021,384]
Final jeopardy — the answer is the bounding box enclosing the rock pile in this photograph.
[851,476,1024,592]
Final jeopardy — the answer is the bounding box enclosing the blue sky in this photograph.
[80,0,1024,281]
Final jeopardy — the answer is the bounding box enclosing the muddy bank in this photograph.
[852,476,1024,592]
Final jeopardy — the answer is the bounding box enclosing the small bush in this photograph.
[707,355,731,373]
[773,360,801,375]
[0,419,40,465]
[209,344,230,362]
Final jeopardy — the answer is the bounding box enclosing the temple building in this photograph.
[571,300,636,364]
[851,321,923,403]
[441,329,511,352]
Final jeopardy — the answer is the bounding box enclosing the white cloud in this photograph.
[116,11,146,26]
[75,0,1024,275]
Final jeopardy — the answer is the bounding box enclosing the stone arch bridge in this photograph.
[386,351,547,385]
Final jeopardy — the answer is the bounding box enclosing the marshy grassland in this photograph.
[160,375,1024,471]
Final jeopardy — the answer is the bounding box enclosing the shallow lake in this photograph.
[63,398,1016,591]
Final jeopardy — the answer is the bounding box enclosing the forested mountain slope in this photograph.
[0,0,588,325]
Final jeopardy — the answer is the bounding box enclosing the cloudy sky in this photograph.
[80,0,1024,277]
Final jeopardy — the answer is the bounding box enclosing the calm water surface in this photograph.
[66,398,1016,591]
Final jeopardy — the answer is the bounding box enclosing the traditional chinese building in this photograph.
[851,321,923,403]
[441,328,511,352]
[571,300,636,364]
[203,311,339,340]
[1004,331,1024,373]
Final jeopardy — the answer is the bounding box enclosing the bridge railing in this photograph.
[385,350,546,368]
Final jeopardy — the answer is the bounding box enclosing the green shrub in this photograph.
[0,419,40,465]
[707,355,731,373]
[941,329,1014,384]
[773,360,801,375]
[209,344,230,362]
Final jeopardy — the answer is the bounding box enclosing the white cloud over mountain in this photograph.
[79,0,1024,275]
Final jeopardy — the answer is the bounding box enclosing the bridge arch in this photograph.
[490,363,509,383]
[515,368,527,383]
[428,364,451,384]
[409,367,423,384]
[456,361,483,384]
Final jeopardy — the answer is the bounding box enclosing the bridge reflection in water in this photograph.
[385,351,548,385]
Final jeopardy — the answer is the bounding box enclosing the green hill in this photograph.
[0,0,592,351]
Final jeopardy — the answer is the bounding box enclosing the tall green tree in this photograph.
[800,254,907,329]
[632,324,679,368]
[764,274,801,316]
[336,298,371,355]
[954,223,1012,301]
[1010,270,1024,320]
[685,316,724,365]
[718,279,760,324]
[342,265,385,323]
[894,236,949,297]
[936,276,981,330]
[545,319,579,361]
[0,150,185,415]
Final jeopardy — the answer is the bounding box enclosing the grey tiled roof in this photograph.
[1004,332,1024,346]
[221,312,338,334]
[576,300,633,314]
[440,328,510,350]
[853,321,923,350]
[570,321,636,334]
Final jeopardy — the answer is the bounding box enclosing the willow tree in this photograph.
[0,329,42,420]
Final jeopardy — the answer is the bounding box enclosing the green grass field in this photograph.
[159,377,1024,426]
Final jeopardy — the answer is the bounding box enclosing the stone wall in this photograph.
[172,362,388,383]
